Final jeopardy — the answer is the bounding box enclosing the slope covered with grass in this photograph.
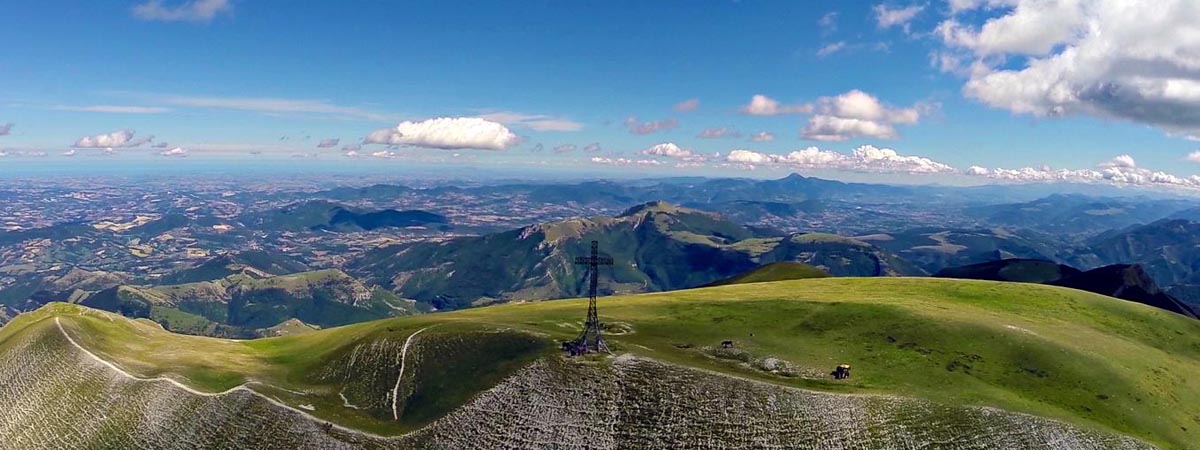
[2,277,1198,448]
[707,261,830,286]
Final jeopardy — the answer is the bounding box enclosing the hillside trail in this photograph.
[392,326,432,420]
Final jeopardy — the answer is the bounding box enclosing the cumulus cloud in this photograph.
[641,142,703,160]
[739,95,812,116]
[624,117,679,135]
[364,117,518,150]
[158,147,188,157]
[802,90,924,141]
[590,157,664,167]
[936,0,1200,139]
[726,145,954,174]
[673,99,700,112]
[133,0,231,23]
[475,112,583,132]
[553,144,577,154]
[874,4,924,31]
[72,130,154,148]
[1186,151,1200,163]
[967,154,1200,190]
[317,138,339,148]
[697,127,741,139]
[583,142,602,153]
[750,131,775,142]
[370,150,396,159]
[62,149,76,157]
[0,123,11,136]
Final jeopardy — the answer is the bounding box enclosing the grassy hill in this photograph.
[706,261,830,286]
[75,269,423,337]
[1,278,1196,448]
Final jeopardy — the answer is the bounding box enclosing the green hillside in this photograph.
[75,269,423,337]
[707,261,830,286]
[1,278,1196,448]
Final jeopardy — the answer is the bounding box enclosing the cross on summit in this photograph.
[564,240,613,356]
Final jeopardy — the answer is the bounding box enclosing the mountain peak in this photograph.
[617,200,686,217]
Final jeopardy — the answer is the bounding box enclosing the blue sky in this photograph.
[3,0,1200,188]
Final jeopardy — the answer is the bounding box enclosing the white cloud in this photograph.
[726,145,954,174]
[802,90,924,141]
[590,157,664,167]
[750,131,775,142]
[475,112,583,132]
[936,0,1200,139]
[0,123,11,136]
[624,117,679,135]
[642,142,702,160]
[1102,154,1137,169]
[967,154,1200,190]
[583,142,602,152]
[370,150,397,158]
[697,127,741,139]
[158,147,188,157]
[133,0,232,23]
[62,149,76,157]
[72,130,153,148]
[364,117,518,150]
[1186,151,1200,163]
[874,4,925,32]
[317,138,339,148]
[739,95,812,116]
[817,42,848,57]
[553,144,577,154]
[673,98,700,112]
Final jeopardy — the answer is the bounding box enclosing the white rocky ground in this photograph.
[0,322,1156,450]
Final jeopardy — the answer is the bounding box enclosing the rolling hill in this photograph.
[934,259,1081,284]
[862,227,1066,274]
[350,202,919,310]
[935,259,1198,319]
[243,200,449,232]
[1,277,1195,448]
[70,269,422,337]
[705,261,830,286]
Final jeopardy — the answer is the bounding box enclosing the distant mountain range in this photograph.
[350,201,919,310]
[241,200,449,232]
[964,194,1194,236]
